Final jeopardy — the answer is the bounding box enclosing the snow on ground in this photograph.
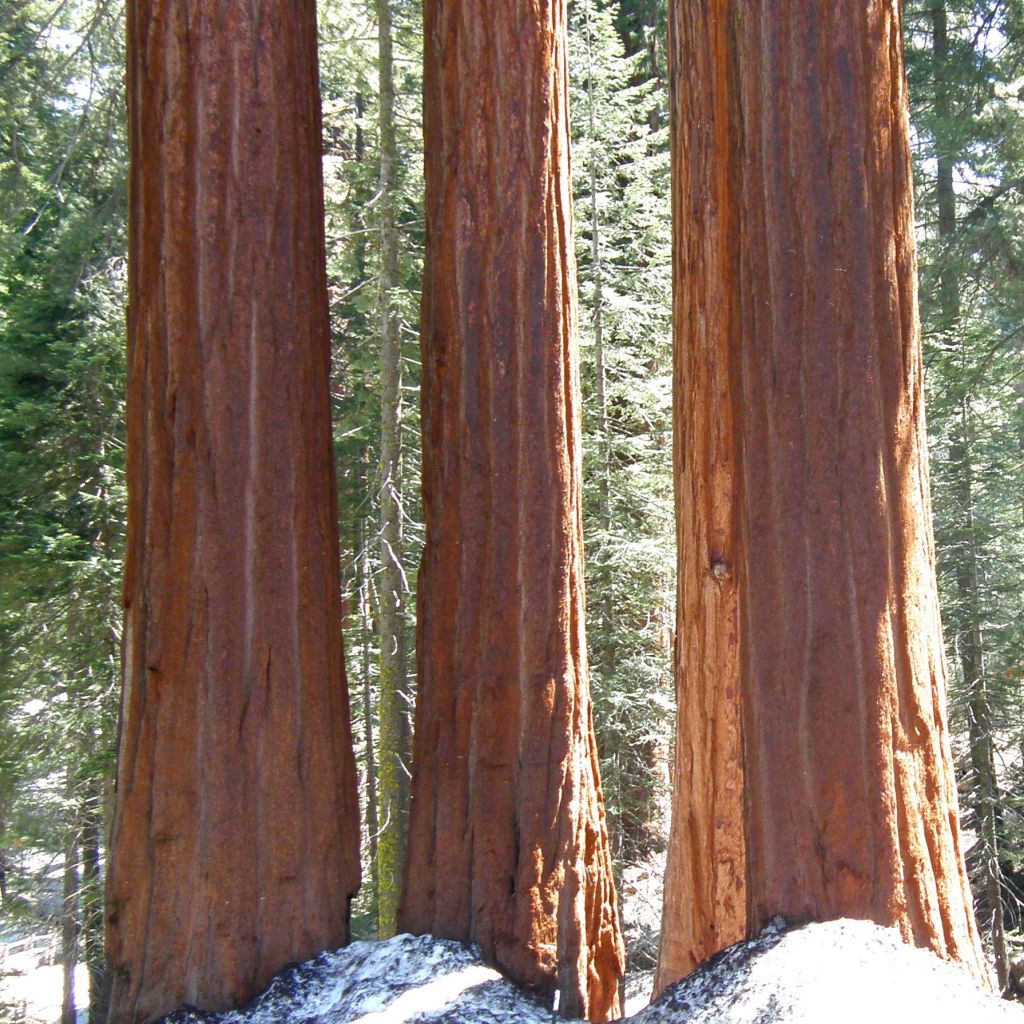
[5,919,1019,1023]
[0,940,88,1024]
[633,918,1021,1024]
[157,920,1020,1024]
[163,934,557,1024]
[620,861,664,974]
[622,969,654,1017]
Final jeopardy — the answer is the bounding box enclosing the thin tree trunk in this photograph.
[61,776,78,1024]
[655,1,746,992]
[931,2,960,333]
[1017,370,1024,520]
[582,0,627,867]
[360,513,380,894]
[106,3,361,1020]
[401,1,624,1018]
[81,780,110,1024]
[931,0,1008,988]
[1017,368,1024,528]
[374,0,410,940]
[84,437,114,1024]
[949,388,1007,989]
[659,0,985,987]
[353,100,380,906]
[954,406,1009,988]
[584,3,611,544]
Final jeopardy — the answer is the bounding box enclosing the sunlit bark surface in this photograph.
[656,0,747,992]
[658,0,985,990]
[106,3,360,1020]
[400,2,624,1018]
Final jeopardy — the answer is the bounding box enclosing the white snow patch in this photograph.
[0,939,88,1024]
[620,860,664,973]
[623,970,654,1016]
[152,921,1019,1024]
[634,918,1021,1024]
[345,965,499,1022]
[164,934,557,1024]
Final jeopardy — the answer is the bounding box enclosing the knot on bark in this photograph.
[711,558,732,581]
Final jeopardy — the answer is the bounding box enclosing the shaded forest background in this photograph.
[0,0,1021,1015]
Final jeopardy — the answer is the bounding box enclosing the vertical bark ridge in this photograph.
[660,0,984,987]
[656,0,747,992]
[402,1,624,1018]
[106,3,361,1021]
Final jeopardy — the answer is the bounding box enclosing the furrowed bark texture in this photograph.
[106,3,361,1021]
[660,0,985,983]
[400,2,624,1019]
[656,0,746,994]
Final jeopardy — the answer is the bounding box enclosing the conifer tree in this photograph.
[372,0,411,940]
[569,0,674,876]
[318,0,426,934]
[905,0,1024,978]
[0,3,126,1015]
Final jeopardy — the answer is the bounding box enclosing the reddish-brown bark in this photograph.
[658,0,985,989]
[399,1,624,1018]
[656,1,746,992]
[105,3,360,1021]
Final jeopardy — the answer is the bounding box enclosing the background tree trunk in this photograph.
[61,775,78,1024]
[655,0,746,994]
[400,1,624,1018]
[584,4,612,548]
[374,0,411,940]
[581,0,623,871]
[81,780,110,1023]
[360,514,380,903]
[660,0,985,984]
[105,2,361,1020]
[930,0,1008,987]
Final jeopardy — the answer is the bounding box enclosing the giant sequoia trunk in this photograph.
[658,0,984,990]
[105,3,361,1021]
[399,1,624,1019]
[655,2,747,991]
